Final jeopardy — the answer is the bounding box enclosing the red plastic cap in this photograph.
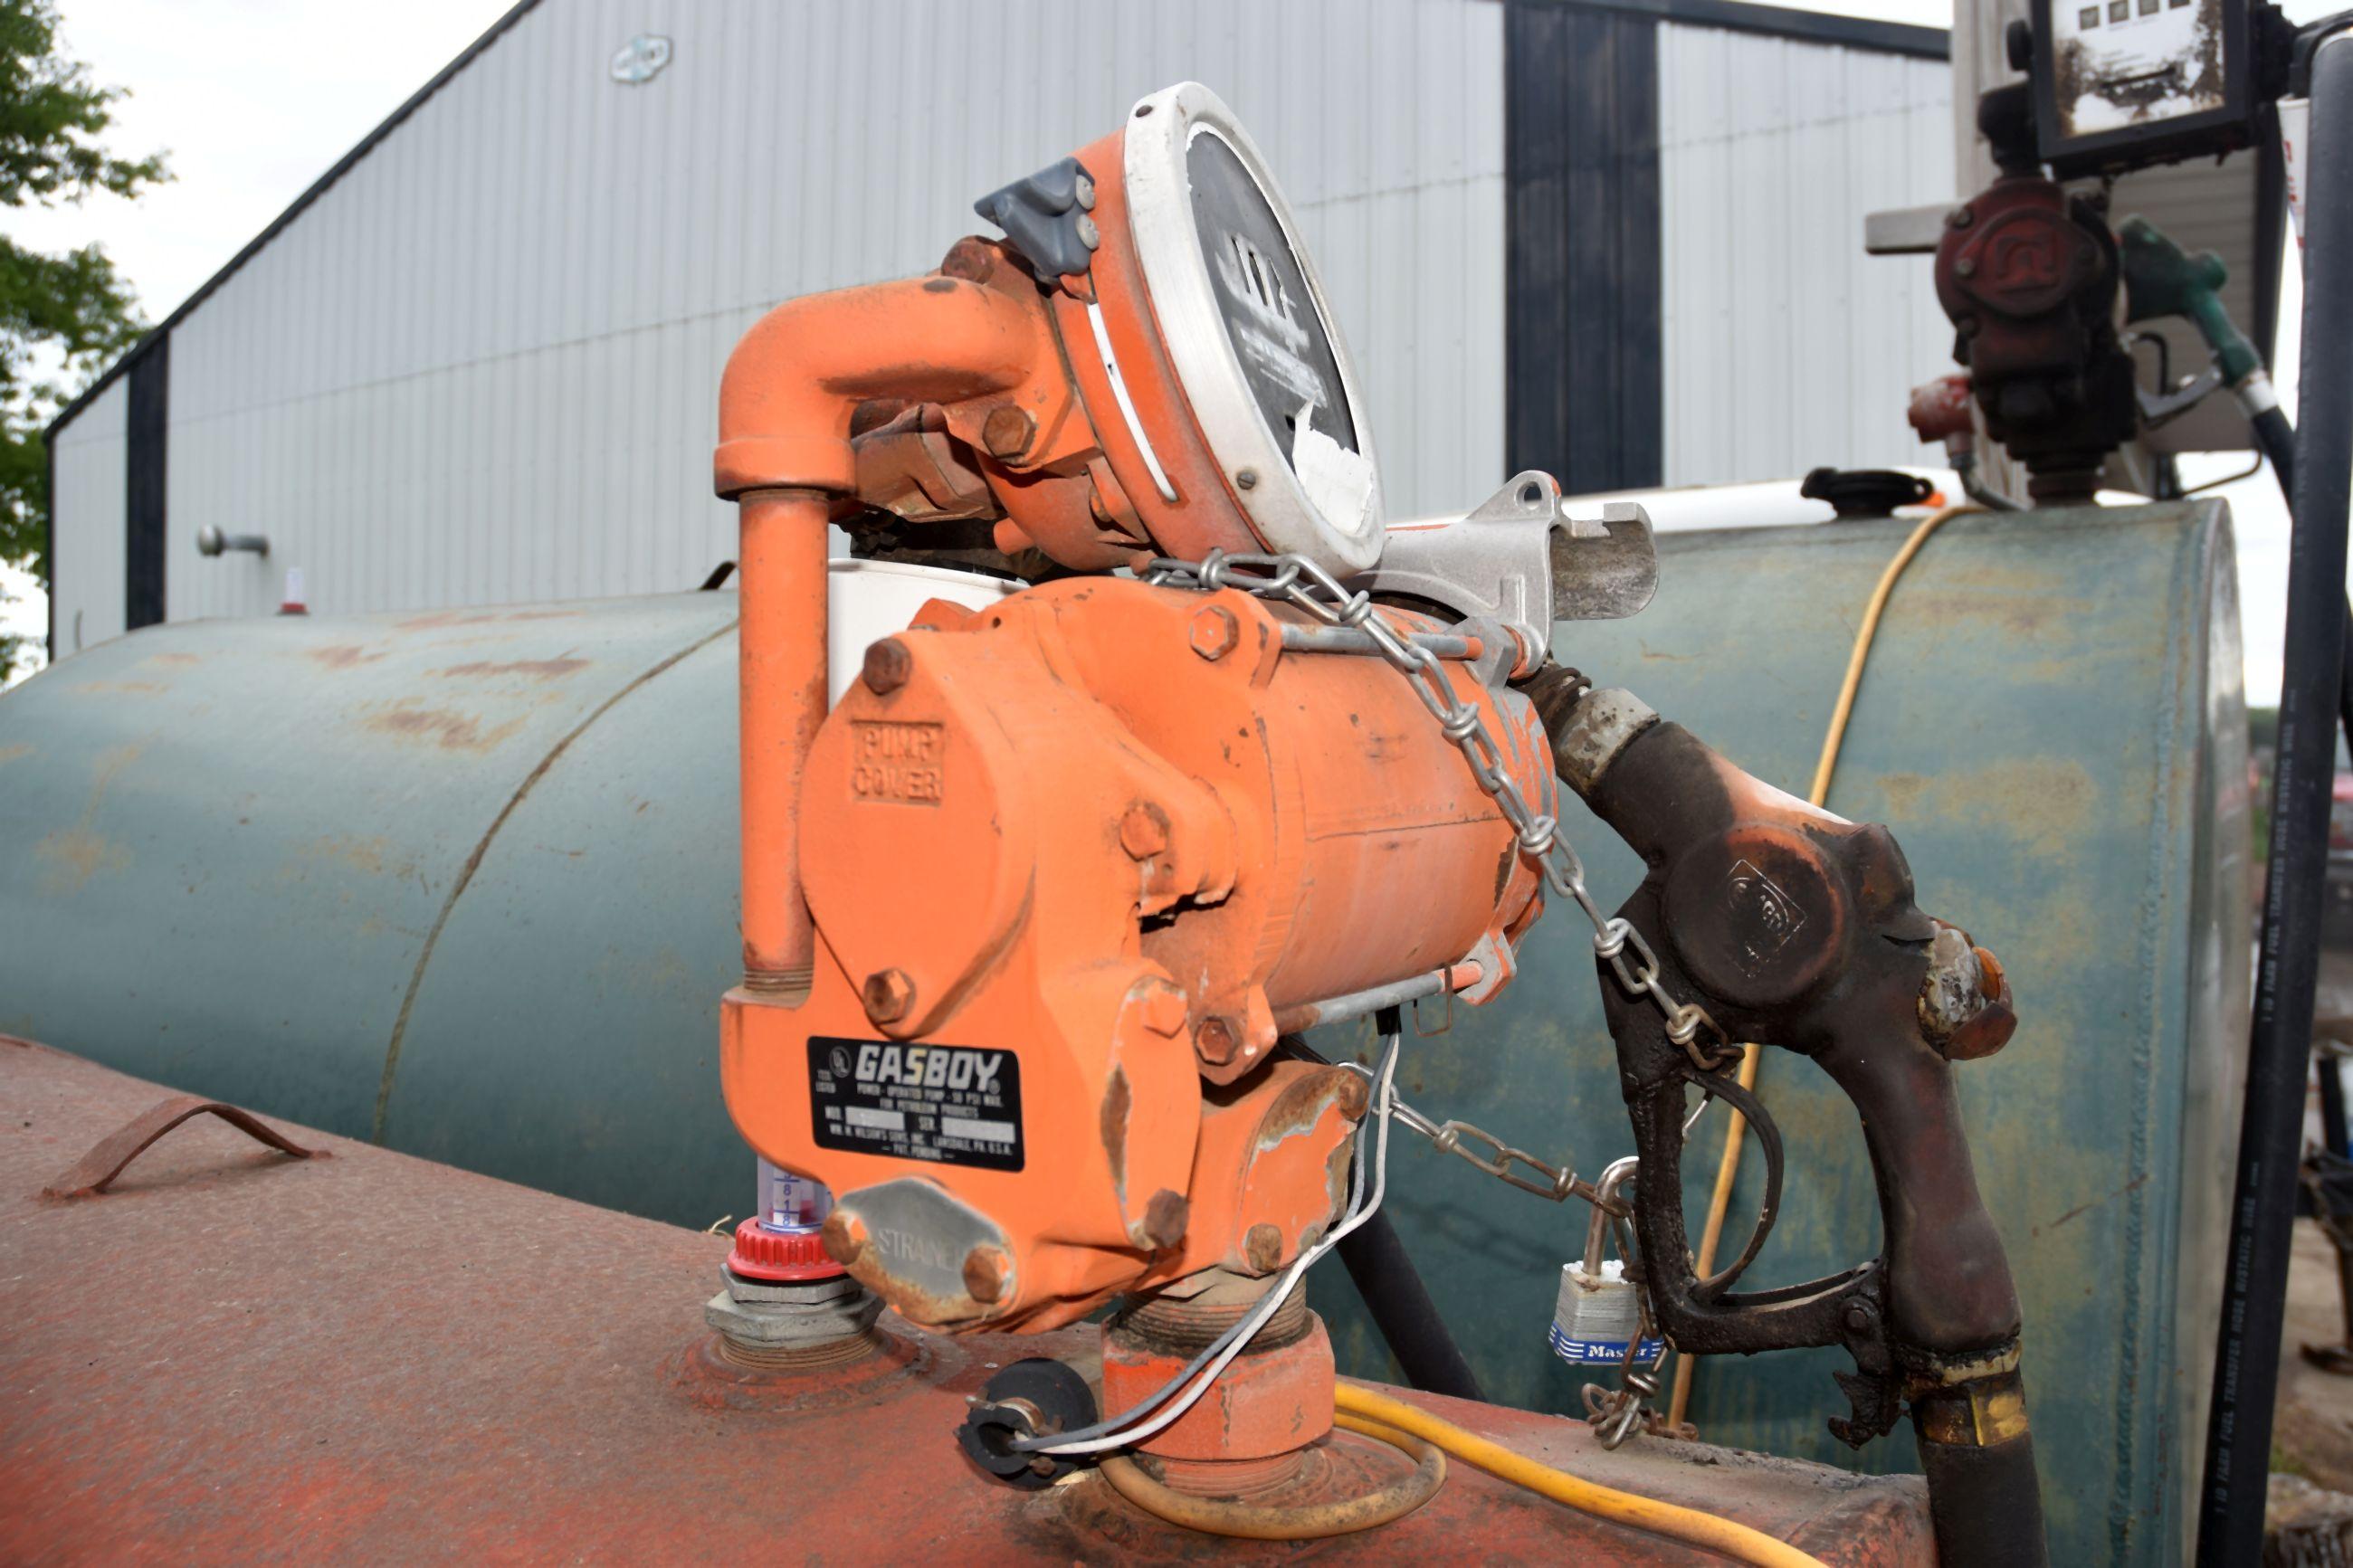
[727,1218,845,1282]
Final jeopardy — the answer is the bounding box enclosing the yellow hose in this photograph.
[1666,504,1967,1432]
[1335,1383,1827,1566]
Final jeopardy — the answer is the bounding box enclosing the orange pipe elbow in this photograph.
[714,273,1060,497]
[718,267,1071,990]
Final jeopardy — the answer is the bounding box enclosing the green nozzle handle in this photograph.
[2119,214,2261,385]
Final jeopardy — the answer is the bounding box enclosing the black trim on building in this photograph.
[125,337,168,631]
[1506,0,1664,495]
[42,431,54,662]
[1510,0,1948,58]
[43,0,547,445]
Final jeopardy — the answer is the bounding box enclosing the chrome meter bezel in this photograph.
[1121,81,1386,574]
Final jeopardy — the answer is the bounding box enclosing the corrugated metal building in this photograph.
[44,0,1950,658]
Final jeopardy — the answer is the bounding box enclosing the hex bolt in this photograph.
[1119,802,1170,860]
[1137,981,1188,1038]
[1947,204,1975,229]
[1195,1015,1239,1064]
[1954,257,1977,279]
[982,405,1035,461]
[862,968,916,1024]
[940,237,998,282]
[1244,1222,1284,1273]
[1333,1070,1369,1123]
[1189,604,1241,661]
[862,638,913,696]
[823,1210,869,1266]
[963,1244,1011,1305]
[1142,1189,1189,1250]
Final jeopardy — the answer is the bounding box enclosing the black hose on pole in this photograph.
[2249,401,2353,1158]
[1334,1211,1487,1402]
[2198,32,2353,1564]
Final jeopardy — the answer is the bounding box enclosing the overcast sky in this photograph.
[0,0,2322,703]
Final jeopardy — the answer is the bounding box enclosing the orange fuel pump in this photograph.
[713,82,1552,1338]
[710,82,2045,1558]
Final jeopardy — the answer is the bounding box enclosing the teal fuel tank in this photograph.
[0,503,2244,1567]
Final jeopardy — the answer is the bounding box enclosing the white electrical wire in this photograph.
[1015,1027,1405,1457]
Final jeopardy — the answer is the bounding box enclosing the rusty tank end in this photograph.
[0,1039,1929,1563]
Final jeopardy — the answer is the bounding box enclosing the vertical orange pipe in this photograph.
[736,487,832,995]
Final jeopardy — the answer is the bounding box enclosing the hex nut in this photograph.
[862,638,913,696]
[1119,802,1170,860]
[1189,605,1241,661]
[823,1210,868,1266]
[719,1267,863,1307]
[1195,1016,1239,1064]
[982,405,1034,461]
[862,968,916,1024]
[706,1282,884,1348]
[1243,1222,1283,1273]
[1137,981,1188,1038]
[1142,1189,1189,1250]
[963,1244,1012,1305]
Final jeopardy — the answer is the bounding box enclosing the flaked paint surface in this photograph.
[0,1040,1929,1563]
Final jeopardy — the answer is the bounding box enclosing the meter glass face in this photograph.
[2047,0,2228,138]
[1186,130,1361,468]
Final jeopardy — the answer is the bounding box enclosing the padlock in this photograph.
[1548,1162,1665,1367]
[1549,1258,1665,1365]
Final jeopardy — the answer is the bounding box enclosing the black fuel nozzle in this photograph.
[1523,665,2046,1568]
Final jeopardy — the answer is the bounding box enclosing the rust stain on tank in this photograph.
[33,742,140,894]
[433,657,590,681]
[396,608,582,631]
[306,644,386,670]
[1876,759,2096,859]
[140,652,201,668]
[362,701,527,752]
[0,742,33,767]
[34,827,130,895]
[71,680,167,696]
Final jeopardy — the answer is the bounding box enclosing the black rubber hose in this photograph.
[1333,1210,1487,1403]
[1274,1031,1485,1402]
[2198,32,2353,1565]
[2250,363,2353,1160]
[1919,1430,2051,1568]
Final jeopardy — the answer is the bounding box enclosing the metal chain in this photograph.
[1335,1065,1613,1208]
[1143,547,1742,1075]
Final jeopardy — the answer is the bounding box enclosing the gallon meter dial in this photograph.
[1121,83,1385,571]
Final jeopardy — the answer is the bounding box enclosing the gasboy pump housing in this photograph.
[714,83,1559,1332]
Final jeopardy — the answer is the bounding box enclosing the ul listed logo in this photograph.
[1724,858,1806,977]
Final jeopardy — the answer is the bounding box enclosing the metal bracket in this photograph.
[42,1095,325,1198]
[1347,471,1658,661]
[2135,363,2224,428]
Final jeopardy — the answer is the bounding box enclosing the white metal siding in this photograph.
[162,0,1505,622]
[50,380,129,656]
[1658,26,1953,487]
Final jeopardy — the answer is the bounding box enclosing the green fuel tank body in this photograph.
[0,503,2245,1568]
